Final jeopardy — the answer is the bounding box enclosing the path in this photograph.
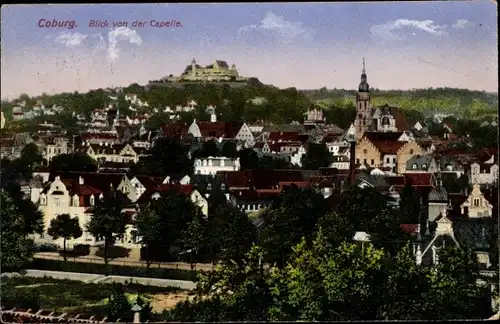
[1,269,197,290]
[34,252,215,271]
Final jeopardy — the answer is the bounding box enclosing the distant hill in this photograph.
[300,87,498,119]
[1,84,496,127]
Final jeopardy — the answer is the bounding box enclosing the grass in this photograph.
[0,276,185,318]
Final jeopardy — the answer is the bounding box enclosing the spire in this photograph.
[362,57,366,74]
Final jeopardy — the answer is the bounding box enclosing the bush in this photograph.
[96,245,130,259]
[72,244,91,257]
[28,259,199,281]
[34,243,58,253]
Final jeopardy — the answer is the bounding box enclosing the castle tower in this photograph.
[191,58,197,75]
[354,58,372,141]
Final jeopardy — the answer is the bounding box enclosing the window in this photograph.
[410,149,414,154]
[356,159,360,164]
[54,198,60,206]
[363,159,367,164]
[473,198,479,207]
[412,164,418,170]
[386,157,390,163]
[392,157,396,163]
[421,164,427,170]
[371,159,374,165]
[363,149,367,154]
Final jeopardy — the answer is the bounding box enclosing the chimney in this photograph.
[348,139,356,185]
[79,177,84,185]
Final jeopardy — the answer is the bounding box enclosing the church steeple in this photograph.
[359,58,369,92]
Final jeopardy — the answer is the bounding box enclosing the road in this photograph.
[34,252,215,271]
[2,269,196,290]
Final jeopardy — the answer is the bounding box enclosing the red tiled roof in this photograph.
[220,169,306,190]
[404,173,434,186]
[135,184,193,204]
[372,141,405,154]
[49,172,125,192]
[400,224,419,235]
[197,121,243,138]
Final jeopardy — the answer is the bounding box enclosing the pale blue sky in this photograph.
[1,2,497,100]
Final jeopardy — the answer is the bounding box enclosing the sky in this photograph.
[1,2,498,100]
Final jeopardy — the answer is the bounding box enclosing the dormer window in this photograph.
[72,195,79,207]
[421,164,427,170]
[90,195,95,206]
[40,195,46,205]
[99,193,104,200]
[412,164,418,170]
[207,183,212,191]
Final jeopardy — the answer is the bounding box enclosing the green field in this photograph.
[0,276,185,319]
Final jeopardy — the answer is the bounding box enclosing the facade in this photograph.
[194,157,241,175]
[460,182,494,218]
[469,162,499,186]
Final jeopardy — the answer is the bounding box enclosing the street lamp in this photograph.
[131,303,142,324]
[353,231,371,258]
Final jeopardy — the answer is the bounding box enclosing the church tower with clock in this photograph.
[354,58,373,141]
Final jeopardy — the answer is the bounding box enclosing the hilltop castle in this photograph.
[163,59,250,83]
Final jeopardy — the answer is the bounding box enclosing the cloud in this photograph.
[452,19,472,29]
[238,11,315,43]
[51,27,142,62]
[54,32,88,47]
[107,27,142,61]
[370,19,448,41]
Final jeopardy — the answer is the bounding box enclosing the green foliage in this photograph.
[131,136,193,176]
[86,191,129,265]
[221,141,238,158]
[399,184,421,224]
[301,143,333,169]
[259,187,329,267]
[135,206,163,266]
[302,87,498,119]
[49,153,98,172]
[237,148,295,170]
[107,283,132,321]
[47,214,83,261]
[0,190,40,271]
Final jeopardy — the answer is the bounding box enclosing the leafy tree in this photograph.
[132,136,193,176]
[207,203,257,263]
[47,214,83,262]
[135,293,153,322]
[399,184,421,224]
[315,211,355,249]
[135,206,162,268]
[107,283,132,322]
[301,143,333,170]
[18,143,44,174]
[221,141,238,158]
[4,186,44,237]
[146,191,205,261]
[238,148,260,170]
[86,190,129,266]
[259,186,328,267]
[179,214,207,268]
[201,139,220,157]
[0,193,35,271]
[49,153,98,172]
[259,155,295,169]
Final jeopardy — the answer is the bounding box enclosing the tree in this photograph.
[221,141,238,158]
[0,191,36,271]
[399,184,421,224]
[179,214,207,268]
[49,153,98,172]
[47,214,83,262]
[301,143,333,170]
[238,148,260,170]
[135,293,153,322]
[86,190,129,266]
[259,187,329,267]
[200,139,220,158]
[132,136,193,176]
[107,283,132,322]
[208,203,257,263]
[135,206,162,268]
[146,191,205,262]
[18,143,44,175]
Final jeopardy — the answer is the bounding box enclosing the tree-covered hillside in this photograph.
[301,87,498,119]
[1,84,497,128]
